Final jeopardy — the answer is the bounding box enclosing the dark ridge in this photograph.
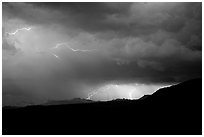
[2,78,202,135]
[43,98,94,106]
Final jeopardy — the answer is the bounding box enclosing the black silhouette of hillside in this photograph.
[43,98,94,105]
[2,78,202,135]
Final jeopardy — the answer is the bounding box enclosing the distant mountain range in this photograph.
[44,98,94,105]
[42,78,201,106]
[3,78,202,135]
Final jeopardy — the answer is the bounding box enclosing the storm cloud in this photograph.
[2,2,202,106]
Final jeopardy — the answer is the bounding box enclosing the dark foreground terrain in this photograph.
[3,78,202,135]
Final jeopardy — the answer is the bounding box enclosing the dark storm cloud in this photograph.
[2,2,202,83]
[3,2,201,46]
[10,2,201,40]
[2,2,202,105]
[45,45,201,85]
[3,2,130,31]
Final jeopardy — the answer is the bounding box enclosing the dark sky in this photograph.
[2,2,202,106]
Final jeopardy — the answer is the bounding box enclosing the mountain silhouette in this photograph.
[43,98,94,105]
[3,78,202,135]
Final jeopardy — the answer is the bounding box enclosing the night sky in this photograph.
[2,2,202,106]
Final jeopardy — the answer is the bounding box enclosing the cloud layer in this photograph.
[2,2,202,105]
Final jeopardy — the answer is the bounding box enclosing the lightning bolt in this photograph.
[128,92,133,100]
[51,43,67,49]
[6,27,32,36]
[86,84,119,100]
[48,52,60,60]
[52,54,60,59]
[87,91,98,100]
[51,42,96,52]
[68,47,96,52]
[86,86,108,100]
[47,42,97,62]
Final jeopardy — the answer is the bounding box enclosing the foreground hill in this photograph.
[2,78,202,135]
